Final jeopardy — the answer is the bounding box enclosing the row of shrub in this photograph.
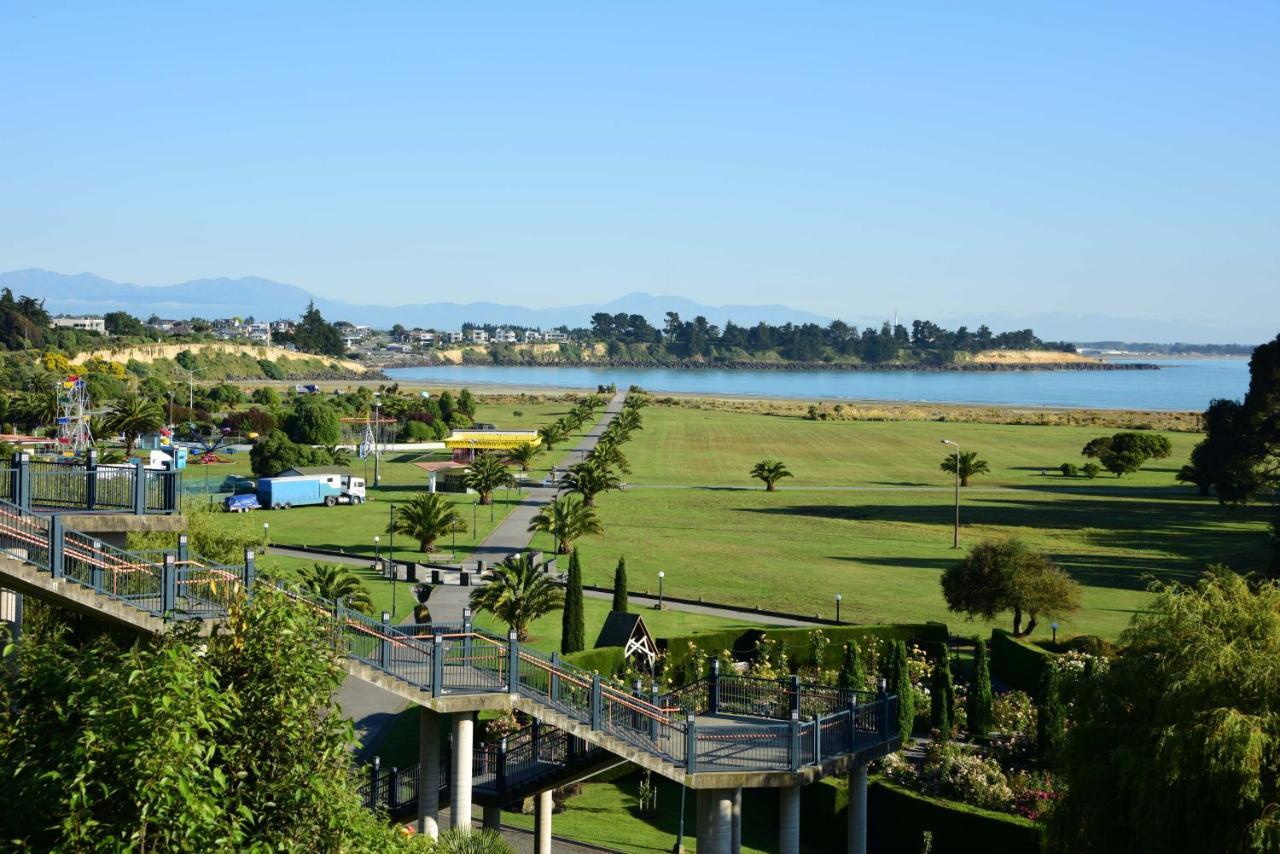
[989,629,1054,694]
[563,646,626,676]
[867,777,1042,853]
[659,622,949,676]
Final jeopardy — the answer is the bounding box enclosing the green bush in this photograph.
[990,629,1054,694]
[1081,462,1101,479]
[1059,462,1078,477]
[867,777,1041,853]
[564,646,625,677]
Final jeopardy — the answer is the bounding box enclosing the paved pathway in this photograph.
[341,392,627,758]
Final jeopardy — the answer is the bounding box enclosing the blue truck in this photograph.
[223,474,366,511]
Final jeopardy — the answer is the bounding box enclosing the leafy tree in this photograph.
[1036,665,1065,766]
[750,458,793,491]
[562,459,622,507]
[457,387,477,418]
[251,386,282,407]
[967,638,994,738]
[561,548,586,654]
[612,556,629,612]
[106,393,165,454]
[1048,569,1280,852]
[469,553,564,642]
[388,492,466,553]
[940,450,991,487]
[1081,461,1101,479]
[103,310,145,336]
[464,452,513,505]
[250,430,307,477]
[941,539,1081,636]
[930,647,955,741]
[284,398,341,445]
[290,302,345,357]
[324,444,352,467]
[838,642,867,693]
[507,442,540,472]
[528,495,603,554]
[0,589,429,851]
[1176,454,1214,496]
[297,563,374,614]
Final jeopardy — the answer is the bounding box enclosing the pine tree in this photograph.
[838,642,867,693]
[612,556,628,612]
[886,640,915,743]
[1037,665,1066,766]
[930,645,954,741]
[967,637,994,738]
[561,547,586,654]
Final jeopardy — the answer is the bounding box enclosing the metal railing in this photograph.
[0,495,898,776]
[1,453,180,515]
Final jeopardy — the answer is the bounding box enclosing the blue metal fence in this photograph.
[1,453,180,515]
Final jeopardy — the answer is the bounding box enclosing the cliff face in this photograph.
[77,342,368,373]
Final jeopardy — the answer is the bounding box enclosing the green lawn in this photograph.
[556,404,1273,640]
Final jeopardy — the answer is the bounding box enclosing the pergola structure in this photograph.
[443,430,541,463]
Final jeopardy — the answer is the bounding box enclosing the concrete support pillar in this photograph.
[534,789,554,854]
[482,805,502,831]
[848,763,868,854]
[451,712,476,830]
[696,789,713,852]
[708,788,734,854]
[779,784,801,854]
[730,787,742,854]
[417,709,442,839]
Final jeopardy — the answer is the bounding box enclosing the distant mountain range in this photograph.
[0,268,833,331]
[0,268,1268,345]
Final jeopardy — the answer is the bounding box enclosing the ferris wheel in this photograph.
[55,375,94,458]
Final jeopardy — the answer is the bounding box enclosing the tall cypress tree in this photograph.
[887,640,916,743]
[967,637,994,738]
[838,642,867,693]
[1037,665,1066,766]
[930,646,954,741]
[612,556,628,612]
[561,548,586,654]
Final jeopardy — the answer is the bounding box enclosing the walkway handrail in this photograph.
[1,453,180,515]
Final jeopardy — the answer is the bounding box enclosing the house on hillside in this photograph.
[593,611,658,672]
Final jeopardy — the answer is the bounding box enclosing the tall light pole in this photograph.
[262,522,269,549]
[374,535,380,573]
[388,502,396,618]
[177,367,197,413]
[657,571,665,611]
[941,439,960,548]
[372,394,382,488]
[835,593,842,623]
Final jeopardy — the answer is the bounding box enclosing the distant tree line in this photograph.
[586,311,1075,364]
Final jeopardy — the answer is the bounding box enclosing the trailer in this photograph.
[225,473,366,511]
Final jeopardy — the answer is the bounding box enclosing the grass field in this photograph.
[559,404,1273,640]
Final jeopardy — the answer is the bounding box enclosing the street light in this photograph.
[263,522,269,548]
[374,535,381,574]
[941,440,960,548]
[835,593,842,623]
[388,503,396,618]
[1051,621,1059,645]
[372,394,382,488]
[657,571,665,611]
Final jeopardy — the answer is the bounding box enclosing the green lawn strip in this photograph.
[470,596,776,654]
[626,405,1200,489]
[256,552,416,622]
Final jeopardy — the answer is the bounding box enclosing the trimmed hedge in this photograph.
[661,623,949,677]
[564,646,626,677]
[990,629,1054,694]
[867,777,1042,853]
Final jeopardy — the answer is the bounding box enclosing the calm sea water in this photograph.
[384,358,1250,412]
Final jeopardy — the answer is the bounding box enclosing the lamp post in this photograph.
[657,571,665,611]
[388,503,396,618]
[374,535,381,574]
[372,395,382,488]
[1051,621,1059,645]
[835,593,842,623]
[262,522,269,548]
[941,439,960,548]
[473,499,478,541]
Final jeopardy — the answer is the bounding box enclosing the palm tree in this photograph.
[528,495,603,554]
[613,408,643,435]
[107,394,165,454]
[561,460,622,506]
[468,553,564,641]
[324,444,352,466]
[506,442,541,472]
[537,422,568,451]
[388,492,467,553]
[940,450,991,487]
[586,436,630,475]
[750,459,793,491]
[298,562,374,614]
[464,452,513,505]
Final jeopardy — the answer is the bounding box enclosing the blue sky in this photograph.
[0,2,1276,332]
